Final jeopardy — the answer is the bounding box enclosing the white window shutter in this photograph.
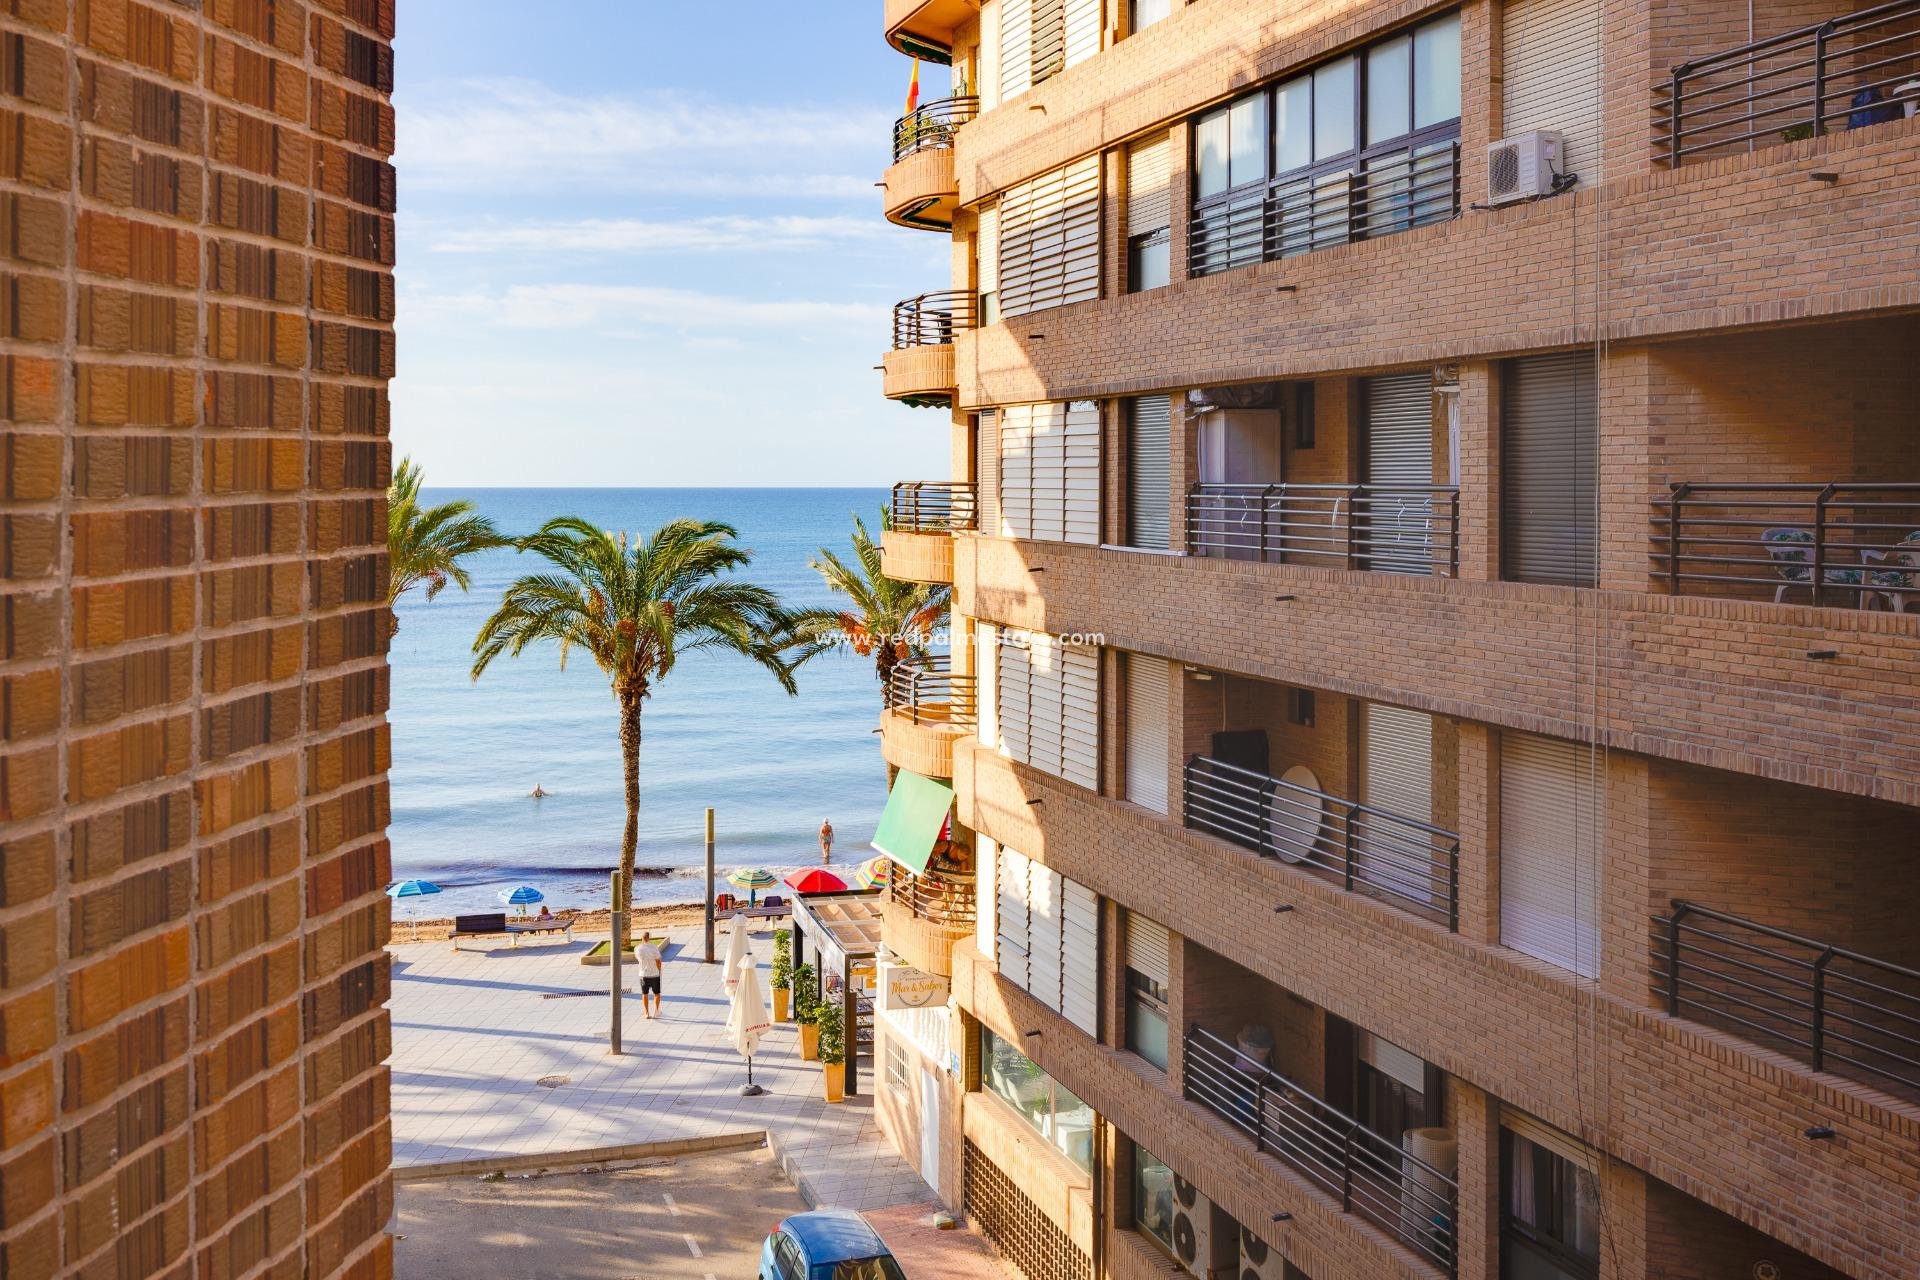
[977,408,1001,536]
[995,845,1032,989]
[997,633,1031,763]
[1061,878,1100,1037]
[1124,653,1171,814]
[1026,862,1064,1012]
[1499,731,1601,979]
[1063,400,1100,545]
[1000,156,1101,319]
[976,622,999,748]
[998,403,1035,541]
[1063,0,1102,70]
[1059,644,1100,791]
[1501,0,1604,183]
[1000,0,1033,102]
[976,835,999,960]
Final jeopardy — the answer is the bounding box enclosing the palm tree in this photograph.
[790,510,950,706]
[470,517,797,945]
[386,456,505,636]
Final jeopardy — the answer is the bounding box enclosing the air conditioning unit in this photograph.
[1486,130,1567,205]
[1238,1223,1283,1280]
[1171,1175,1214,1278]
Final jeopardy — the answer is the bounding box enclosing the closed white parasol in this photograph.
[724,945,771,1096]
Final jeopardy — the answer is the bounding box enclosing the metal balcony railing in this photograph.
[1190,138,1460,278]
[1184,756,1460,930]
[1651,482,1920,608]
[1188,483,1460,577]
[1657,0,1920,166]
[892,289,978,350]
[885,656,978,727]
[1653,901,1920,1102]
[891,94,980,163]
[891,482,977,532]
[1184,1026,1458,1273]
[889,866,977,929]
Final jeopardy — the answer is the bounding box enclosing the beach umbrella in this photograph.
[727,866,777,906]
[386,880,442,898]
[853,856,893,891]
[722,912,750,996]
[499,885,544,915]
[723,947,771,1097]
[785,867,848,895]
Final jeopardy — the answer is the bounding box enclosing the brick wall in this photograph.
[0,3,395,1279]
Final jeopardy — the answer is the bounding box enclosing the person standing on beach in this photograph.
[634,935,665,1019]
[819,819,834,863]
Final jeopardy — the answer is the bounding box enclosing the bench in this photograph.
[450,913,511,951]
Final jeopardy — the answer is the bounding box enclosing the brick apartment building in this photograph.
[863,1,1920,1279]
[1,3,396,1279]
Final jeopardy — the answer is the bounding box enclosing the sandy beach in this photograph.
[386,901,711,944]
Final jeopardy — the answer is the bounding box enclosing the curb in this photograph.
[392,1130,767,1182]
[763,1129,830,1208]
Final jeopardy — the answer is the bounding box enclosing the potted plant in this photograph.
[815,998,846,1103]
[770,929,793,1022]
[792,963,820,1060]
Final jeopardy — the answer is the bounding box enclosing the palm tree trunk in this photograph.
[618,685,643,950]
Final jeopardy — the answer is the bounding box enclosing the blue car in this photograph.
[758,1209,908,1280]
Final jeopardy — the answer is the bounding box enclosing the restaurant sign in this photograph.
[882,965,949,1010]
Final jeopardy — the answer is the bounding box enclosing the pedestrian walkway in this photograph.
[386,926,931,1212]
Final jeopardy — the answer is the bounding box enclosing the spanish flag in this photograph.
[905,58,921,115]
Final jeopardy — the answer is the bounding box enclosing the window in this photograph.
[1129,0,1171,34]
[994,844,1101,1037]
[996,630,1100,791]
[1288,687,1315,726]
[1123,911,1170,1070]
[1502,1127,1601,1280]
[1133,1143,1176,1254]
[1291,381,1316,448]
[1501,351,1597,587]
[1126,135,1172,293]
[1190,13,1462,276]
[981,1027,1096,1172]
[996,157,1100,319]
[977,203,999,325]
[771,1233,807,1280]
[1126,397,1173,550]
[885,1040,909,1093]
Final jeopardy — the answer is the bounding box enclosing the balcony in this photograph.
[1183,1025,1458,1274]
[1188,483,1460,577]
[1184,755,1461,930]
[882,865,977,976]
[1656,0,1920,167]
[882,290,976,407]
[1653,900,1920,1103]
[884,95,977,231]
[883,482,975,585]
[1652,482,1920,610]
[883,0,977,63]
[880,657,978,778]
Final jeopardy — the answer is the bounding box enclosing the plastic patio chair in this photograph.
[1761,527,1899,607]
[1862,531,1920,613]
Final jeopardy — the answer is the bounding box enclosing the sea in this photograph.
[387,488,895,917]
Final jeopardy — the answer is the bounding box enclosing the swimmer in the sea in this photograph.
[530,784,548,799]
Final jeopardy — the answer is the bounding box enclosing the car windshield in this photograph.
[821,1258,907,1280]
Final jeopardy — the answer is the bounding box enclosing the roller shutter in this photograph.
[1123,653,1170,814]
[1126,134,1172,238]
[1364,372,1437,575]
[1359,703,1435,904]
[1502,351,1597,587]
[999,401,1099,545]
[1124,912,1170,987]
[1127,395,1172,549]
[977,409,1001,536]
[1501,0,1605,183]
[1499,730,1600,979]
[999,155,1101,319]
[996,845,1101,1038]
[977,203,999,321]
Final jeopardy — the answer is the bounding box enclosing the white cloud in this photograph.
[422,214,892,255]
[398,283,888,333]
[395,78,888,194]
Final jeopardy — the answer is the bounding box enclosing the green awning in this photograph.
[871,770,954,875]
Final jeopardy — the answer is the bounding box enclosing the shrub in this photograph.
[771,928,791,992]
[791,963,819,1024]
[814,999,845,1066]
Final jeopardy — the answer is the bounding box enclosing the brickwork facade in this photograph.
[1,3,395,1278]
[872,0,1916,1277]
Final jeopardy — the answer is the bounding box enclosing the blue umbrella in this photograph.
[500,885,544,916]
[387,879,442,898]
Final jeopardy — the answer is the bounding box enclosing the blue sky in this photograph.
[390,2,955,487]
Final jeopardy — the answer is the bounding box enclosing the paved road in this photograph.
[392,1148,804,1280]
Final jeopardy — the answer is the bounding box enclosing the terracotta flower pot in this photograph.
[799,1022,820,1061]
[773,987,790,1022]
[822,1062,846,1103]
